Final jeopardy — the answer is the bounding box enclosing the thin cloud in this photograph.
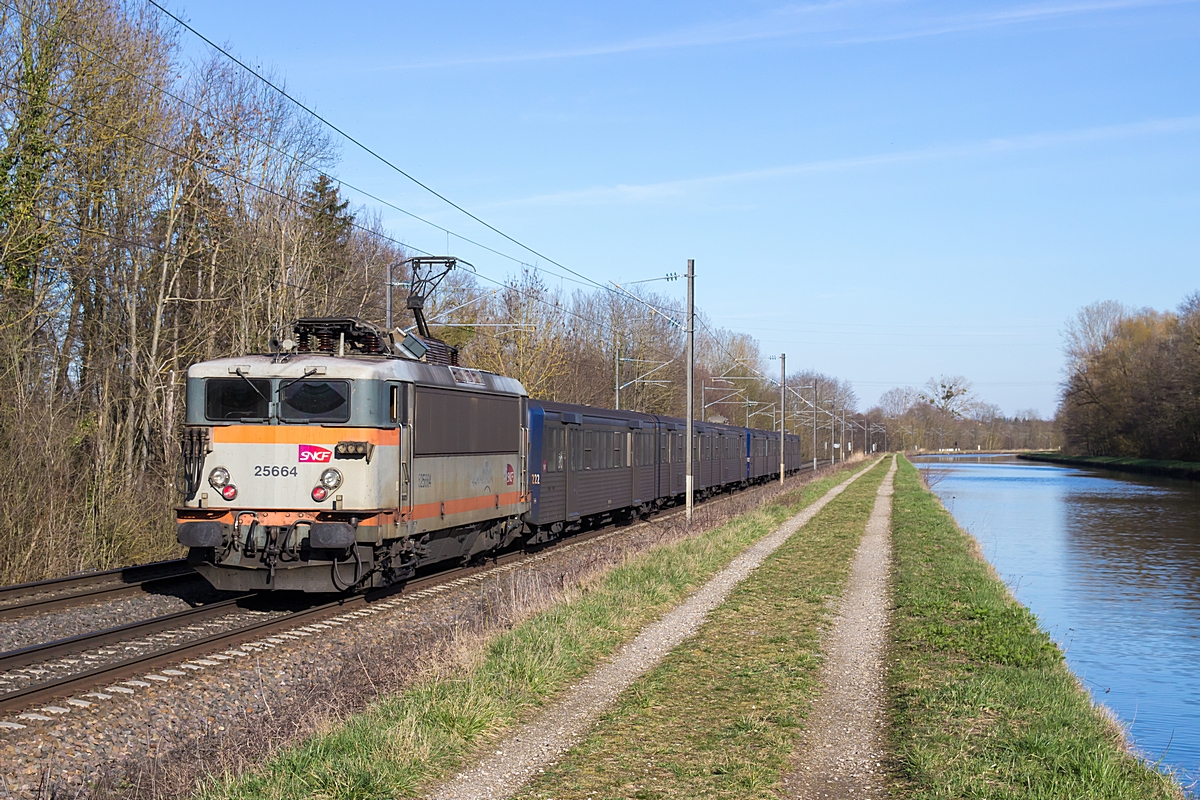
[369,0,1192,71]
[834,0,1196,44]
[486,114,1200,208]
[367,1,863,72]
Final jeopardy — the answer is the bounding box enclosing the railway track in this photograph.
[0,559,198,621]
[0,460,839,722]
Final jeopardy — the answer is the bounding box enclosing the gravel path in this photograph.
[427,463,874,800]
[780,454,897,799]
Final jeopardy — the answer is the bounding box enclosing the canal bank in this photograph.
[1020,452,1200,481]
[907,453,1200,796]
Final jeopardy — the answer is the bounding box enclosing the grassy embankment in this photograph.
[890,456,1181,798]
[1019,452,1200,481]
[197,460,881,800]
[509,454,890,799]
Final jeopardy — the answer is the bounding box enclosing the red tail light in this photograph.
[312,485,328,502]
[220,485,238,501]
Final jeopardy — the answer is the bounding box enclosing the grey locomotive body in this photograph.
[176,319,527,593]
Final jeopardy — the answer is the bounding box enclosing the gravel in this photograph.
[780,455,897,799]
[0,473,829,800]
[428,465,872,800]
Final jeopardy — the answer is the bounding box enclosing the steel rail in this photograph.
[0,594,254,672]
[0,560,197,621]
[0,542,571,715]
[0,459,838,716]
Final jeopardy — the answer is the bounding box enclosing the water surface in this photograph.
[913,454,1200,790]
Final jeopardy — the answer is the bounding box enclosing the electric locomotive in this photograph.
[176,318,529,593]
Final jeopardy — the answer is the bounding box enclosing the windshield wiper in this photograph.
[235,368,269,403]
[277,367,319,397]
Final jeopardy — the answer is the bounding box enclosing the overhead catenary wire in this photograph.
[0,0,672,315]
[1,70,680,363]
[144,0,685,327]
[4,4,751,393]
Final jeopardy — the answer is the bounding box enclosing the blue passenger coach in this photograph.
[526,399,802,541]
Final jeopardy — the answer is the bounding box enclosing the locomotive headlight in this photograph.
[319,468,343,491]
[208,467,231,489]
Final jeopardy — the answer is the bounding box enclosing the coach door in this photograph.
[566,427,581,520]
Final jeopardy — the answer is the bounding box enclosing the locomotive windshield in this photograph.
[206,378,270,420]
[279,379,351,422]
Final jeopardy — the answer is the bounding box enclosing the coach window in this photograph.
[550,428,565,472]
[583,431,596,470]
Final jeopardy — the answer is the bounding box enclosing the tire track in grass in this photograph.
[441,459,889,800]
[779,455,897,798]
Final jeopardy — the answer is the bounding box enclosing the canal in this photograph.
[913,454,1200,789]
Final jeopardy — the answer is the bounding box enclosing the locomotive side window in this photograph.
[280,380,351,422]
[206,378,270,421]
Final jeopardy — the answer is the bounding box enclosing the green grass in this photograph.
[196,461,878,800]
[889,456,1181,799]
[1019,452,1200,481]
[510,457,890,800]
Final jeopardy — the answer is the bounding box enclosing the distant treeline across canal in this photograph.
[1020,453,1200,482]
[1060,294,1200,462]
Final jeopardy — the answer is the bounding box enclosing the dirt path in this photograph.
[780,455,897,799]
[426,463,877,800]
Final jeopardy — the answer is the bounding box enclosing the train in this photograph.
[176,318,805,593]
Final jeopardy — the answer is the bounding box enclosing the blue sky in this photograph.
[174,0,1199,416]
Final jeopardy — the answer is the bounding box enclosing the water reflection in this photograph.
[914,454,1200,790]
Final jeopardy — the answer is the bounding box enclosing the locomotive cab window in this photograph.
[279,380,351,423]
[206,378,270,421]
[389,383,409,425]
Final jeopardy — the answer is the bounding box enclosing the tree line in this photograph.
[0,0,833,583]
[859,376,1059,454]
[1059,294,1200,461]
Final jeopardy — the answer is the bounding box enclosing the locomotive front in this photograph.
[175,319,529,593]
